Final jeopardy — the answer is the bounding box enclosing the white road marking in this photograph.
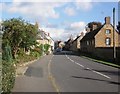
[66,54,84,68]
[65,54,111,79]
[92,70,111,79]
[71,60,74,62]
[86,67,91,70]
[75,62,84,68]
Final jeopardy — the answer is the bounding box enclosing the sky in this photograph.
[0,0,119,41]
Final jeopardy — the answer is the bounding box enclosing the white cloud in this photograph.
[70,21,86,30]
[41,21,86,41]
[75,0,93,11]
[3,2,66,21]
[64,7,76,16]
[66,21,86,32]
[42,27,70,41]
[64,21,86,39]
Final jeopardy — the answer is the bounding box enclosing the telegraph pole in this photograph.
[113,8,116,63]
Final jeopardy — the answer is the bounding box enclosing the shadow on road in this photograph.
[24,66,43,78]
[71,76,120,86]
[83,68,120,76]
[92,70,120,76]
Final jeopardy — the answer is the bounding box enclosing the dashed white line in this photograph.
[92,70,111,79]
[86,67,91,70]
[75,62,84,68]
[66,54,84,68]
[65,54,111,79]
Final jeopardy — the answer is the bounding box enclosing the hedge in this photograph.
[2,61,15,93]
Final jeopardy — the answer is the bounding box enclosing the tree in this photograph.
[87,22,102,31]
[2,18,37,59]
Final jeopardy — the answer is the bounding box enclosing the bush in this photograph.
[44,44,50,53]
[2,60,15,93]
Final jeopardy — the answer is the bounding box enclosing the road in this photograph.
[51,51,120,92]
[13,51,120,93]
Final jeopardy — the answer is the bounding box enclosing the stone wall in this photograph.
[93,47,120,63]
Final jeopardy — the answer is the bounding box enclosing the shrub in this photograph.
[44,44,50,53]
[2,60,15,93]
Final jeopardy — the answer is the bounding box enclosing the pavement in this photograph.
[12,54,55,92]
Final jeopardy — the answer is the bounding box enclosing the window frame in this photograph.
[105,37,111,46]
[105,29,111,34]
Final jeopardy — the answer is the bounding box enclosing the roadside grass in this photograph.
[81,56,120,69]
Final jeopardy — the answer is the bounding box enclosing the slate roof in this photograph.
[80,25,104,42]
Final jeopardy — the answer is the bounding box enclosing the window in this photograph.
[92,40,94,45]
[105,29,111,34]
[87,41,89,45]
[105,38,111,46]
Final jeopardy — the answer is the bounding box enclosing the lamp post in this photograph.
[113,8,116,63]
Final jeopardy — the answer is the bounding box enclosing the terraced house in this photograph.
[80,17,120,62]
[70,32,84,52]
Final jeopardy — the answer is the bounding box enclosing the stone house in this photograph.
[64,38,73,51]
[36,29,54,54]
[70,32,84,52]
[80,17,120,62]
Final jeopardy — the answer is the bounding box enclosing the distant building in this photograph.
[64,38,73,51]
[36,29,54,54]
[54,41,65,49]
[70,32,84,52]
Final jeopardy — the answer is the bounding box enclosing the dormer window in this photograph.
[105,29,111,34]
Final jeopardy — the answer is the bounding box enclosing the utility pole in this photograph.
[113,8,116,63]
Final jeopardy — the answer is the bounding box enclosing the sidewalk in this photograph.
[12,54,55,92]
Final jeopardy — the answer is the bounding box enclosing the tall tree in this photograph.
[2,18,37,59]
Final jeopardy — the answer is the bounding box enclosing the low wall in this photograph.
[94,47,120,63]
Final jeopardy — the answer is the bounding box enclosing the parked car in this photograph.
[56,48,62,52]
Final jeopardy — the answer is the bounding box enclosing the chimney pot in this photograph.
[105,16,111,24]
[92,24,97,30]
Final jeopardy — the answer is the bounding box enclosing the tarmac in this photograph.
[12,55,55,92]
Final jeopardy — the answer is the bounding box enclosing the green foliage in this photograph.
[1,17,38,93]
[2,18,37,59]
[2,60,15,93]
[2,43,13,62]
[30,44,43,58]
[44,44,50,53]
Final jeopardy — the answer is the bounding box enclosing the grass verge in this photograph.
[81,56,120,69]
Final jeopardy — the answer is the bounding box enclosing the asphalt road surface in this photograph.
[51,51,120,92]
[13,51,120,93]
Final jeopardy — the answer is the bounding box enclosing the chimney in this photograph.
[48,33,50,36]
[80,32,84,36]
[105,16,111,24]
[92,24,97,30]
